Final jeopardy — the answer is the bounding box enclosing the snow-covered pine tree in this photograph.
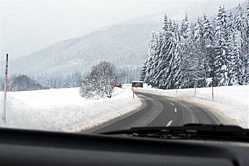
[232,31,243,85]
[243,1,249,83]
[202,15,215,86]
[144,32,161,87]
[156,30,180,89]
[170,21,183,88]
[213,6,229,86]
[144,15,178,89]
[148,16,182,89]
[236,1,249,84]
[192,17,207,87]
[226,12,239,85]
[153,32,174,88]
[179,15,196,88]
[233,4,244,85]
[144,2,247,89]
[235,4,243,31]
[163,14,169,31]
[140,62,147,81]
[203,15,214,46]
[180,14,191,40]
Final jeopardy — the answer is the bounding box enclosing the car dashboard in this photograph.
[0,128,248,166]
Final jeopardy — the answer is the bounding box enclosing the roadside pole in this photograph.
[132,87,135,99]
[211,85,214,101]
[3,54,8,123]
[211,73,214,101]
[194,80,197,97]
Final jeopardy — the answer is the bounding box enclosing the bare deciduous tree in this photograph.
[80,61,116,98]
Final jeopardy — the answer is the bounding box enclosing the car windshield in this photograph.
[0,0,248,135]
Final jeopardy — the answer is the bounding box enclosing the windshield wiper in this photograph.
[101,124,249,142]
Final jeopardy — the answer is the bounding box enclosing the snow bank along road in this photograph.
[0,87,142,132]
[88,91,231,133]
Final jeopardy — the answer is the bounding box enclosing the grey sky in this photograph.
[0,0,245,59]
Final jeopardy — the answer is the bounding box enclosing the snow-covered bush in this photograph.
[9,75,47,91]
[80,61,116,98]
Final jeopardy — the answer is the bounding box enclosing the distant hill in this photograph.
[9,75,48,91]
[7,18,161,76]
[4,2,246,77]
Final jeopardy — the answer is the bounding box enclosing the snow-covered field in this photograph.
[0,87,142,132]
[137,85,249,128]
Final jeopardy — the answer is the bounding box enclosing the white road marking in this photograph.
[174,107,177,113]
[170,103,175,106]
[166,120,173,127]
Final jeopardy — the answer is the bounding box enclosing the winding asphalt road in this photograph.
[89,92,222,133]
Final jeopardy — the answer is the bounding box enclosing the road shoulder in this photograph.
[175,97,238,125]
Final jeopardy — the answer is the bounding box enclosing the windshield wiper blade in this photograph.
[101,124,249,142]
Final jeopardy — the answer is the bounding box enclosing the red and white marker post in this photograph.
[3,54,8,123]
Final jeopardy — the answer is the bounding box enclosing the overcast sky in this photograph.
[0,0,245,59]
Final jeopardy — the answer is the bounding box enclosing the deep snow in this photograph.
[0,87,142,132]
[137,85,249,128]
